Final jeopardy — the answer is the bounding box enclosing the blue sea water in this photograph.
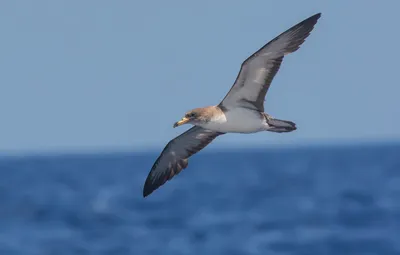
[0,143,400,255]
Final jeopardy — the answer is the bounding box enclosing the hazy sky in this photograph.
[1,1,399,154]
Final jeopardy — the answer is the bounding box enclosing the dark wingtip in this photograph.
[143,184,150,197]
[301,12,322,27]
[143,185,156,198]
[142,176,157,198]
[309,13,322,21]
[143,189,151,198]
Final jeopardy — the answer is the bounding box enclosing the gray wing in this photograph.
[143,126,224,197]
[219,13,321,112]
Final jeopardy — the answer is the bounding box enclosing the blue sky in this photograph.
[1,1,399,154]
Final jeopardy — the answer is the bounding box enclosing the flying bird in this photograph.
[143,13,321,197]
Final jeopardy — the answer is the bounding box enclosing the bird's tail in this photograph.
[265,116,297,133]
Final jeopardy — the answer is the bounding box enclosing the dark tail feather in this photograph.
[266,118,297,133]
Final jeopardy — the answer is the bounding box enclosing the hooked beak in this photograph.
[173,117,190,128]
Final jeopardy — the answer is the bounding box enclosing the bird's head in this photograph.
[173,108,211,128]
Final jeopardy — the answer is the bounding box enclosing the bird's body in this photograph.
[197,106,266,134]
[142,13,322,197]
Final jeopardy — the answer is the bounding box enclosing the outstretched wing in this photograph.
[219,13,321,112]
[143,126,224,197]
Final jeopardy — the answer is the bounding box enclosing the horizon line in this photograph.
[1,137,399,159]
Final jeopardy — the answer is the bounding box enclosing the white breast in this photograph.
[200,108,266,133]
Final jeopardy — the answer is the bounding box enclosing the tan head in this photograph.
[173,107,215,128]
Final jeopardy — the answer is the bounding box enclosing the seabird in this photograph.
[143,13,321,197]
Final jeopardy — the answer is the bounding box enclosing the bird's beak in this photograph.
[173,117,190,128]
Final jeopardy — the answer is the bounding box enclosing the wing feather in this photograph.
[219,13,321,112]
[143,126,223,197]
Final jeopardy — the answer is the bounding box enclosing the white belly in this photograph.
[200,108,266,133]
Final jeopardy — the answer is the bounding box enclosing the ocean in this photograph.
[0,143,399,255]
